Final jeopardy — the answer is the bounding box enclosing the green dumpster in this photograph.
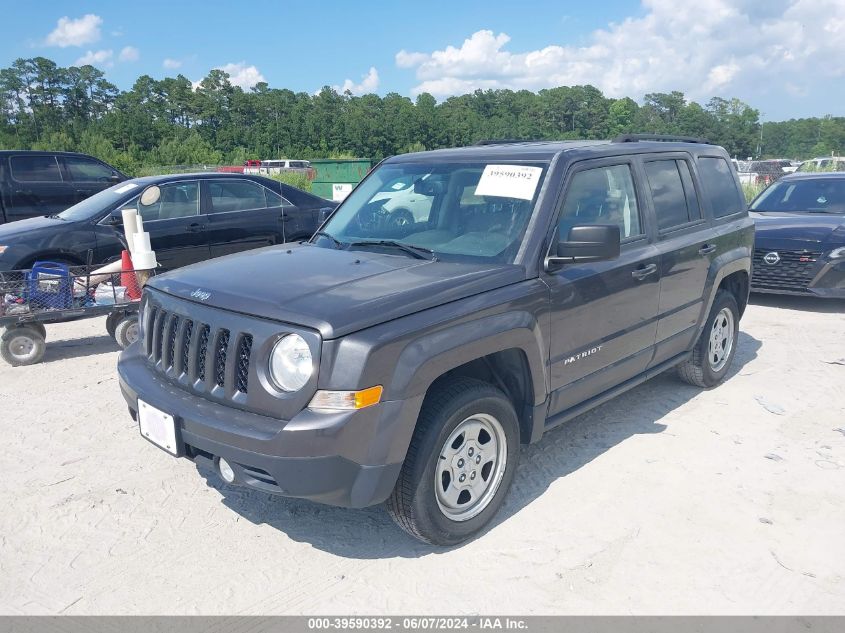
[310,159,373,201]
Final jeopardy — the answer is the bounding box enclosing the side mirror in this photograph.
[317,206,335,225]
[140,185,161,207]
[546,224,621,269]
[109,173,122,183]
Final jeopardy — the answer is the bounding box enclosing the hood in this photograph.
[0,214,68,239]
[751,211,845,250]
[149,244,525,339]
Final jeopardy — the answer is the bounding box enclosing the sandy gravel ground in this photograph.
[0,294,843,615]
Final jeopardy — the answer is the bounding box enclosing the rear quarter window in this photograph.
[698,157,746,218]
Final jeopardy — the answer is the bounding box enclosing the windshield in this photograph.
[314,161,549,263]
[57,181,142,221]
[751,178,845,214]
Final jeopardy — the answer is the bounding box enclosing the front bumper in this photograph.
[118,344,421,508]
[751,249,845,298]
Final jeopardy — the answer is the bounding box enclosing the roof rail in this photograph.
[612,134,710,144]
[473,139,532,146]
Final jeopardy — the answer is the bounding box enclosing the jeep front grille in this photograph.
[144,305,251,397]
[752,249,820,292]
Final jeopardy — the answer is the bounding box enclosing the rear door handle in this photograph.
[279,212,290,222]
[631,263,658,280]
[186,222,205,233]
[698,244,717,255]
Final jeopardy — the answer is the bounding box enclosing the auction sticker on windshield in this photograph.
[475,164,542,200]
[114,183,138,194]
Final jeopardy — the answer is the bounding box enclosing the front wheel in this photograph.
[0,325,46,366]
[386,378,520,546]
[677,289,740,388]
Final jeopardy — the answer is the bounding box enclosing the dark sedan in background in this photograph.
[0,173,336,272]
[750,172,845,297]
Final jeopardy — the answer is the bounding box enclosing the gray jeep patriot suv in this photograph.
[118,135,754,545]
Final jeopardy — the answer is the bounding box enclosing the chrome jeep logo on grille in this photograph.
[763,252,780,265]
[190,289,212,301]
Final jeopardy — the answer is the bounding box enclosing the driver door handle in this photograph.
[698,243,717,255]
[186,222,205,233]
[632,263,658,280]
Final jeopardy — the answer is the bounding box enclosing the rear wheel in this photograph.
[677,290,739,388]
[0,325,46,366]
[113,315,139,349]
[105,311,121,340]
[25,322,47,340]
[386,378,520,546]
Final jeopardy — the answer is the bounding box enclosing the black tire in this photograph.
[386,377,520,546]
[26,322,47,340]
[105,311,121,340]
[0,325,46,366]
[113,315,139,349]
[677,289,740,388]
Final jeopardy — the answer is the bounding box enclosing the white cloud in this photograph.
[395,0,845,108]
[74,49,113,68]
[333,67,380,95]
[118,46,139,62]
[217,62,265,89]
[163,58,183,69]
[46,14,102,48]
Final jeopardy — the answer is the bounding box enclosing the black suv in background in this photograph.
[119,135,754,545]
[0,150,126,224]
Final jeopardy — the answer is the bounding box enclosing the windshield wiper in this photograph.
[349,240,437,261]
[313,231,344,249]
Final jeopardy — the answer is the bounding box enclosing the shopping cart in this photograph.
[0,262,154,366]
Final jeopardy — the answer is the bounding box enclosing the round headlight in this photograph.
[269,334,313,392]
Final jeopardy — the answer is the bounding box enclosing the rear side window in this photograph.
[10,155,62,182]
[698,157,745,217]
[644,160,699,231]
[265,188,292,207]
[209,179,269,213]
[65,156,114,182]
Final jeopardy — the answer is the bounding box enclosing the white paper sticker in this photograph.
[114,183,138,194]
[475,165,542,200]
[332,183,353,201]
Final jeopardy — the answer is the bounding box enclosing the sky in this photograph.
[1,0,843,121]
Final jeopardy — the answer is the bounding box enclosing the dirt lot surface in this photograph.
[1,295,843,615]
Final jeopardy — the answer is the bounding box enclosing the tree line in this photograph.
[0,56,842,177]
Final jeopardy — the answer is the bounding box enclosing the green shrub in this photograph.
[742,182,765,202]
[268,171,313,192]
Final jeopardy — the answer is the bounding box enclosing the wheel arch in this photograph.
[14,250,86,269]
[386,311,548,446]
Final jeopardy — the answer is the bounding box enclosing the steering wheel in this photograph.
[355,200,389,232]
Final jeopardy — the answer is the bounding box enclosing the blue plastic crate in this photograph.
[26,261,73,310]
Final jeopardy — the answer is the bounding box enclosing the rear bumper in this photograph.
[118,344,421,508]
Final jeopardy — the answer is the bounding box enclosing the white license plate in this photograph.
[138,399,178,455]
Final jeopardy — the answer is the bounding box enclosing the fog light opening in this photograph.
[217,457,235,483]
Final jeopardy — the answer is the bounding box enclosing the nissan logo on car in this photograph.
[763,252,780,265]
